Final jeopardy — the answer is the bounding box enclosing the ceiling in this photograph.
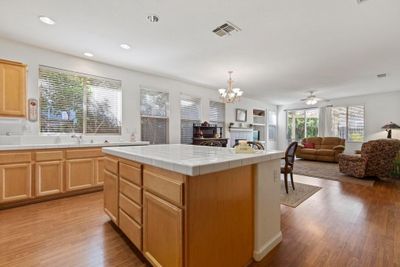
[0,0,399,105]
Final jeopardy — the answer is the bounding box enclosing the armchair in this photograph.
[339,139,400,179]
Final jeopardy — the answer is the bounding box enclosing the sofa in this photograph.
[296,137,345,162]
[338,139,400,179]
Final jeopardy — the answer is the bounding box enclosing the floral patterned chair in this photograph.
[338,139,400,179]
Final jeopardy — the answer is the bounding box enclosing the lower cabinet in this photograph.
[143,191,183,267]
[95,157,105,185]
[65,159,95,191]
[35,161,63,196]
[0,163,32,203]
[104,169,119,224]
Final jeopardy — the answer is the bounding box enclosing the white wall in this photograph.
[0,38,277,146]
[277,90,400,152]
[225,98,278,149]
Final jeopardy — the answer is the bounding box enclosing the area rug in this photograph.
[280,180,321,208]
[292,159,375,186]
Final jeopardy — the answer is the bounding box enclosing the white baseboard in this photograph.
[253,231,283,262]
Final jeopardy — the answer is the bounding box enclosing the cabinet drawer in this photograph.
[66,148,103,159]
[120,163,141,186]
[104,157,118,175]
[119,209,142,250]
[35,151,63,162]
[119,193,142,224]
[0,152,31,164]
[120,178,142,205]
[144,170,184,206]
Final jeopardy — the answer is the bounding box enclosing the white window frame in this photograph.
[39,65,122,136]
[140,87,170,144]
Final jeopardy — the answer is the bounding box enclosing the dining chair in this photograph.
[281,141,298,194]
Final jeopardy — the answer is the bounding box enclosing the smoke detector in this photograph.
[212,21,241,37]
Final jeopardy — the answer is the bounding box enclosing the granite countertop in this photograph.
[103,144,284,176]
[0,141,150,151]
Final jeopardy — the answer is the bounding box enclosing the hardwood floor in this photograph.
[0,175,399,267]
[0,192,147,267]
[253,175,400,267]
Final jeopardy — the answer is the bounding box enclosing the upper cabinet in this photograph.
[0,59,27,117]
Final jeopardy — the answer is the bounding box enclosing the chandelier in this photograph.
[218,71,243,103]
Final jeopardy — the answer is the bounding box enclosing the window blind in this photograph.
[140,88,169,144]
[39,65,121,134]
[330,107,347,139]
[180,94,201,144]
[268,110,277,141]
[330,106,364,142]
[348,105,364,142]
[209,101,225,128]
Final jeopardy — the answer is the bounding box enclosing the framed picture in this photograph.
[235,108,247,122]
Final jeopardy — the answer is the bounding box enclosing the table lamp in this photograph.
[381,122,400,138]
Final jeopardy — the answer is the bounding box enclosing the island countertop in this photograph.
[102,144,284,176]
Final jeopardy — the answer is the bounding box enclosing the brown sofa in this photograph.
[296,137,345,162]
[338,139,400,179]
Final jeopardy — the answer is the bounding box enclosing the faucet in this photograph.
[71,134,83,144]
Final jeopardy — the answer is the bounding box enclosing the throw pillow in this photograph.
[303,142,315,149]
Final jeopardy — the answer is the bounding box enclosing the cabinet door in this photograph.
[143,192,183,267]
[95,157,105,185]
[65,159,95,191]
[104,169,118,224]
[0,163,32,202]
[35,161,63,196]
[0,62,26,117]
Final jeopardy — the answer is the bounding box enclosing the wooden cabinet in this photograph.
[0,59,26,117]
[0,163,32,203]
[35,161,63,196]
[104,169,118,224]
[95,157,105,185]
[143,192,183,267]
[65,159,95,191]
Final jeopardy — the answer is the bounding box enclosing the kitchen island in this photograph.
[102,144,284,267]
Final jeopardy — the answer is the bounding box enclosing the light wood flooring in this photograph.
[0,175,399,267]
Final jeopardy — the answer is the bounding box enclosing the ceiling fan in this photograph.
[301,91,326,105]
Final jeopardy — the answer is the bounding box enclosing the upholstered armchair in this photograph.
[338,139,400,179]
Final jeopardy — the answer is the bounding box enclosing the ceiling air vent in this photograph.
[212,21,241,37]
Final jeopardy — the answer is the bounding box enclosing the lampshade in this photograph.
[381,122,400,129]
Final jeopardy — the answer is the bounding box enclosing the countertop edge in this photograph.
[0,141,150,151]
[102,146,284,176]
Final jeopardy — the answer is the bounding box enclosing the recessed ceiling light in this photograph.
[83,52,94,57]
[120,43,131,50]
[39,16,56,25]
[147,14,159,23]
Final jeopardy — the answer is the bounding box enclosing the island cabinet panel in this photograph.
[104,157,118,175]
[65,159,95,191]
[120,178,142,205]
[119,193,142,224]
[143,191,183,267]
[119,209,142,249]
[185,166,254,267]
[119,162,141,185]
[0,163,32,203]
[143,165,185,207]
[35,161,63,196]
[0,60,26,117]
[104,169,119,224]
